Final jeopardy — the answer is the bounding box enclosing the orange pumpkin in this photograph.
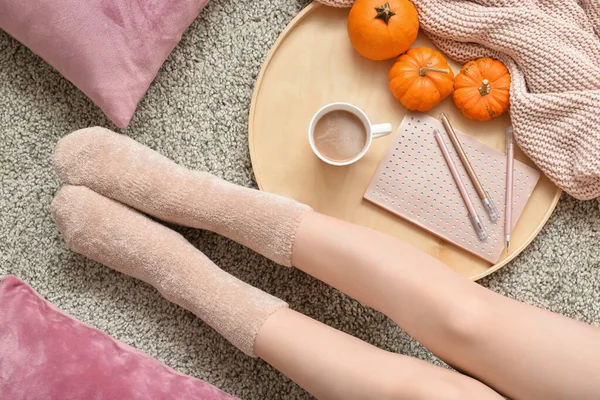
[452,58,511,121]
[388,46,454,112]
[347,0,419,61]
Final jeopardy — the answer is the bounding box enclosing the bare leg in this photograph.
[293,212,600,400]
[255,308,502,400]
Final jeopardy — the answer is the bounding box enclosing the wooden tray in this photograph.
[249,2,561,280]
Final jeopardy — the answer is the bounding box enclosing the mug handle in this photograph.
[371,123,393,138]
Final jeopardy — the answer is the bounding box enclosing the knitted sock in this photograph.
[51,185,288,357]
[53,127,311,267]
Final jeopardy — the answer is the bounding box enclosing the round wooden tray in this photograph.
[249,2,561,280]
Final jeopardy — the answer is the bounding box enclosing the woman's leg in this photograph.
[52,185,501,400]
[54,128,600,399]
[255,308,502,400]
[292,212,600,400]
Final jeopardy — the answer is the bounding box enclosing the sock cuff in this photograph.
[244,301,289,357]
[273,204,312,267]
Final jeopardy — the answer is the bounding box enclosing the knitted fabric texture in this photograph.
[316,0,600,202]
[319,0,354,7]
[54,127,312,267]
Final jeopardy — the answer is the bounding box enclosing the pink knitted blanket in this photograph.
[319,0,600,202]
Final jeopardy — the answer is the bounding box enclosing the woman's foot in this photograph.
[54,127,311,266]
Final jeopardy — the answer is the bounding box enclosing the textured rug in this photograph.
[1,1,599,399]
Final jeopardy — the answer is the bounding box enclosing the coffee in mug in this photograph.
[308,102,393,166]
[313,110,367,162]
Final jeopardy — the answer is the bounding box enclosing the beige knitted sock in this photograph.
[54,127,311,267]
[51,185,288,357]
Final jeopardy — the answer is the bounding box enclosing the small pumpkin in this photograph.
[452,58,511,121]
[388,46,455,112]
[347,0,419,61]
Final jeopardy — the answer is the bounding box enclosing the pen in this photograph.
[505,126,514,250]
[433,129,488,241]
[439,113,500,222]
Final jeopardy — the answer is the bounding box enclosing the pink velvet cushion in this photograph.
[0,0,208,128]
[0,275,237,399]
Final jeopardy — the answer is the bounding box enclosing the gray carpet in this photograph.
[1,1,599,399]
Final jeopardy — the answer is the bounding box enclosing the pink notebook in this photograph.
[364,112,539,263]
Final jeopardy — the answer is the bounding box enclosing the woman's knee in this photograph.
[440,291,491,345]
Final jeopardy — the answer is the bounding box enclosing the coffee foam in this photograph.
[313,110,367,162]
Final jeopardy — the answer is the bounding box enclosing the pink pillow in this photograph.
[0,275,237,399]
[0,0,208,128]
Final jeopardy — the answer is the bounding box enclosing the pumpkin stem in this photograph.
[418,67,450,77]
[478,79,491,96]
[374,2,396,24]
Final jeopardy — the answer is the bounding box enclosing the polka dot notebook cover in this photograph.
[364,112,540,264]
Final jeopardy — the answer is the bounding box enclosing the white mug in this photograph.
[308,102,393,166]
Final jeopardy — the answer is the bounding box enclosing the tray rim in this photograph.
[248,1,562,281]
